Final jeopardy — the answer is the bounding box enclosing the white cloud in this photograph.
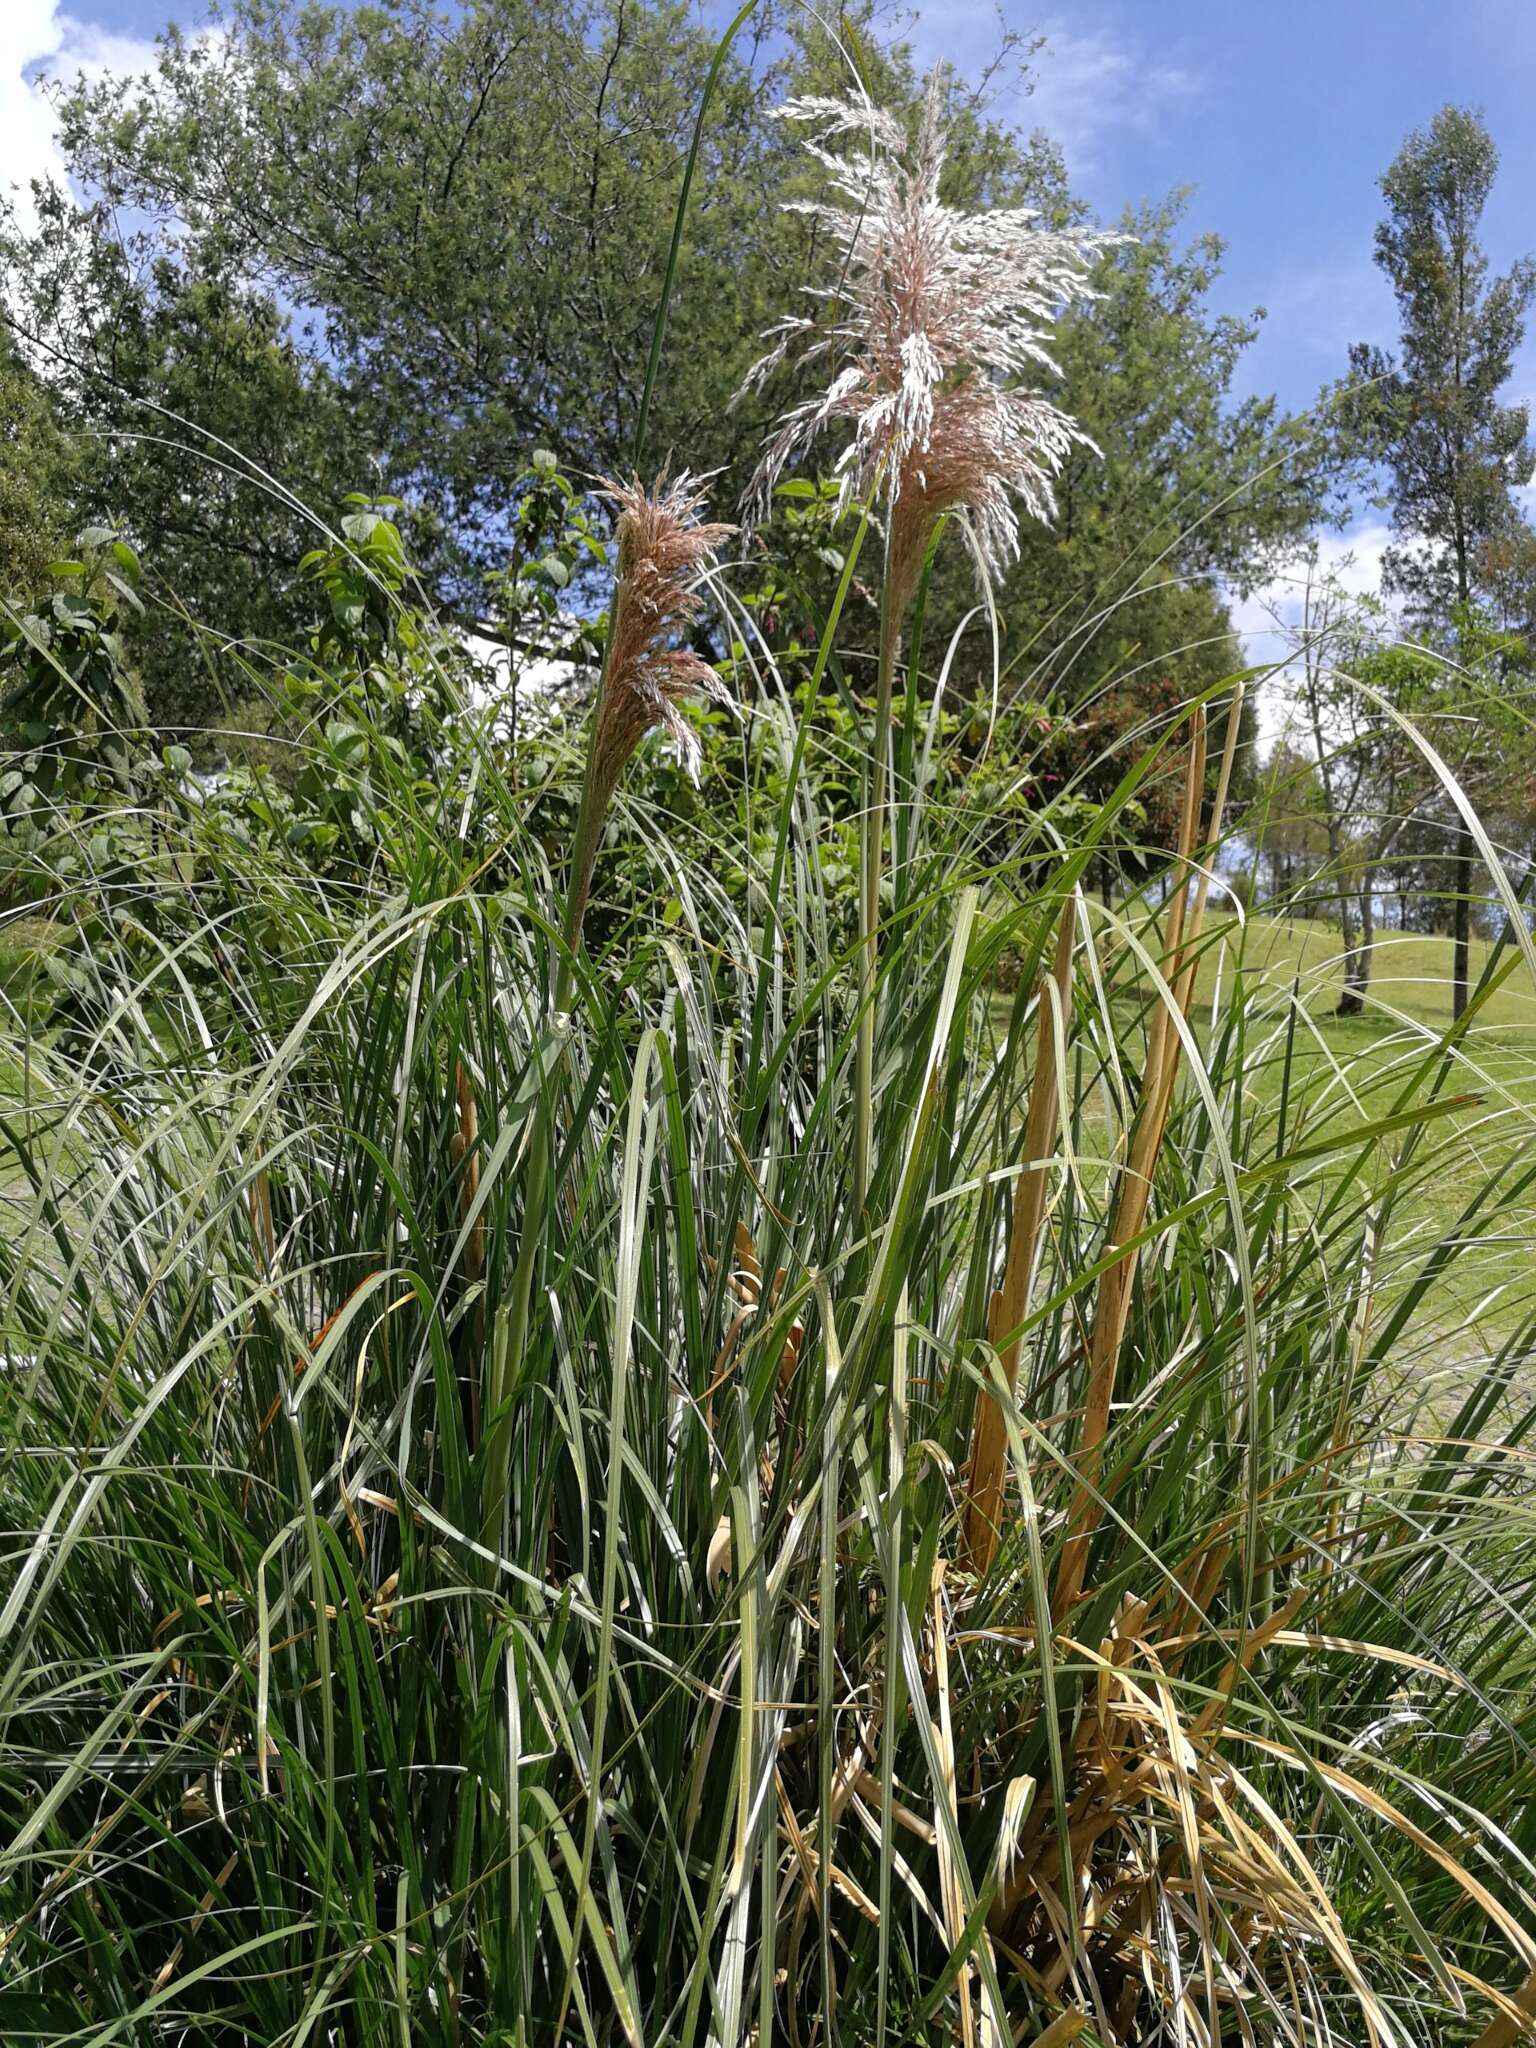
[1,5,161,233]
[1226,521,1395,750]
[894,7,1199,183]
[1023,21,1200,175]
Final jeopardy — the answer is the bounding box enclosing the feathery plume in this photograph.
[588,472,735,810]
[562,472,734,956]
[743,78,1121,612]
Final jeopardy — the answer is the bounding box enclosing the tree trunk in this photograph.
[1336,875,1361,1014]
[1337,873,1375,1015]
[1452,822,1473,1020]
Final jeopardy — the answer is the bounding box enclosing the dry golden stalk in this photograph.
[972,1577,1533,2042]
[962,896,1076,1574]
[1469,1966,1536,2048]
[1054,691,1245,1621]
[248,1167,276,1268]
[151,1849,240,1993]
[700,1222,804,1417]
[929,1559,979,2048]
[1188,1584,1308,1743]
[1027,2019,1092,2047]
[452,1059,482,1276]
[1052,710,1207,1619]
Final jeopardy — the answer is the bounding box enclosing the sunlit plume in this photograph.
[743,81,1122,613]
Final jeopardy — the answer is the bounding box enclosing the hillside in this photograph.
[1212,912,1536,1033]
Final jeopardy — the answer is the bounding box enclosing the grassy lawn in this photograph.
[1215,911,1536,1032]
[1193,913,1536,1379]
[988,904,1536,1384]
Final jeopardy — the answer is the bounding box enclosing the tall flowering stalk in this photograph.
[486,473,732,1547]
[560,473,735,985]
[745,80,1118,1211]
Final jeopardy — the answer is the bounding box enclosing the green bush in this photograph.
[3,53,1535,2048]
[2,515,1535,2041]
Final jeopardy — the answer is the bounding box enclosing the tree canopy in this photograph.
[4,0,1335,790]
[1342,104,1536,1012]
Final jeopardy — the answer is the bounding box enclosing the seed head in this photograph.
[589,472,736,808]
[743,78,1121,612]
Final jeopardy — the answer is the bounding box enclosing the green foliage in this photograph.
[1010,192,1340,689]
[3,564,1536,2039]
[1347,104,1536,618]
[1340,103,1536,1013]
[9,1,1325,777]
[482,451,609,685]
[38,0,805,552]
[1,183,369,732]
[0,327,76,587]
[1,529,149,823]
[254,499,485,868]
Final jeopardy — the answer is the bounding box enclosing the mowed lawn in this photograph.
[989,905,1536,1390]
[1183,913,1536,1382]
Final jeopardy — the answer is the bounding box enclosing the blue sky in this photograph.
[902,0,1536,419]
[8,0,1536,714]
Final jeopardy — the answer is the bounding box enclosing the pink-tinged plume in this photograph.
[742,80,1122,613]
[562,473,735,952]
[588,472,736,811]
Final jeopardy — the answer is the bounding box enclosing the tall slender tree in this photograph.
[1347,105,1536,1016]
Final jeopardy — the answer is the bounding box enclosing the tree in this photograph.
[1278,558,1536,1013]
[1346,105,1536,1016]
[1270,556,1420,1013]
[17,1,1072,703]
[34,0,952,575]
[1009,192,1341,703]
[3,185,367,734]
[1036,591,1252,902]
[1254,741,1330,911]
[16,0,1344,813]
[0,324,76,589]
[978,194,1339,875]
